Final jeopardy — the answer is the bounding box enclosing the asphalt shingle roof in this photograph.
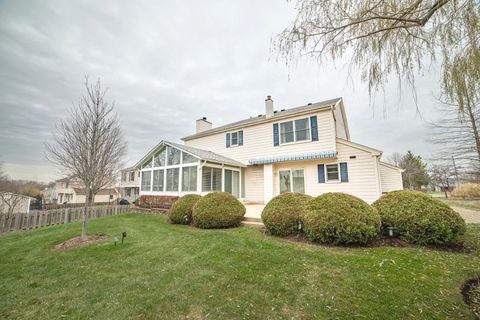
[165,141,245,167]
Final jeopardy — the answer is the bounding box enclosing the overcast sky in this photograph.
[0,0,443,182]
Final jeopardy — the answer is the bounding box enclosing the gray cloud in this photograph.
[0,0,443,182]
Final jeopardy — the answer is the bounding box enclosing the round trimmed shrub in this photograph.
[168,194,202,224]
[302,193,381,245]
[192,192,246,228]
[261,193,312,236]
[372,190,466,245]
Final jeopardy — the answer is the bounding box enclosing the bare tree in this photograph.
[274,0,479,100]
[46,78,127,239]
[429,163,454,198]
[386,152,403,167]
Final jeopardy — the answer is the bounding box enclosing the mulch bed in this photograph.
[279,233,474,253]
[51,234,108,250]
[462,277,480,319]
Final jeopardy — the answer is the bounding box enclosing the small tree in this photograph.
[46,78,127,239]
[400,151,430,190]
[430,163,454,198]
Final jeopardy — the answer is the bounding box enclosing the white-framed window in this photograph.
[166,168,179,191]
[231,132,238,146]
[224,169,240,198]
[167,147,181,166]
[226,130,243,148]
[129,171,135,181]
[279,118,311,144]
[154,147,166,167]
[202,166,222,192]
[326,164,339,181]
[279,169,305,194]
[182,166,197,192]
[152,169,164,191]
[182,152,197,164]
[141,171,151,191]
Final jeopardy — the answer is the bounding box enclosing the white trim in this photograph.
[325,163,340,182]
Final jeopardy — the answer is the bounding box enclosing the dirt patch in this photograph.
[462,277,480,319]
[52,234,108,250]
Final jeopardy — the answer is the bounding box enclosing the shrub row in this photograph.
[168,192,245,229]
[261,190,466,246]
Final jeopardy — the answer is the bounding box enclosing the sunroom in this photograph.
[135,141,246,198]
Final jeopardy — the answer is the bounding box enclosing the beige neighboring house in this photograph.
[118,167,140,203]
[45,177,120,204]
[135,97,403,204]
[0,192,32,215]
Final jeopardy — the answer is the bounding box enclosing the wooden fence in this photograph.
[0,205,134,234]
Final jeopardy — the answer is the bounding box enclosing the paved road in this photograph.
[451,206,480,224]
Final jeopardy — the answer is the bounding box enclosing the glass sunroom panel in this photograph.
[182,152,197,164]
[167,147,181,166]
[232,171,240,198]
[154,147,166,167]
[166,168,179,191]
[224,170,232,194]
[152,169,164,191]
[212,168,222,191]
[202,167,212,192]
[182,166,197,192]
[279,170,291,193]
[143,158,153,169]
[292,170,305,193]
[141,171,151,191]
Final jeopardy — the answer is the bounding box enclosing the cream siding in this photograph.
[245,165,264,202]
[333,104,348,140]
[185,109,336,164]
[379,163,404,193]
[271,141,381,203]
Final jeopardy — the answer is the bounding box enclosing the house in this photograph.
[45,177,120,204]
[118,167,140,203]
[0,192,33,215]
[135,97,403,204]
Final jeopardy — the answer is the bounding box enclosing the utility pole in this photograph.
[452,156,460,186]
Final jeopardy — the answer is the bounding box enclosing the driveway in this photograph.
[451,206,480,224]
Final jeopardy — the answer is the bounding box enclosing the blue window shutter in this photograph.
[310,116,318,141]
[238,130,243,146]
[273,123,279,146]
[318,164,325,183]
[340,162,349,182]
[226,133,231,148]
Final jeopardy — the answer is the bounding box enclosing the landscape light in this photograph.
[122,231,127,244]
[387,227,394,237]
[113,235,118,246]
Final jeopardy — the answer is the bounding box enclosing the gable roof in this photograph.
[182,97,343,141]
[336,138,382,155]
[379,161,405,172]
[134,140,246,168]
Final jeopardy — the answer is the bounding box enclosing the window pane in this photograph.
[326,164,339,181]
[152,169,164,191]
[224,170,232,193]
[202,167,211,192]
[280,121,294,143]
[292,170,305,193]
[212,168,222,191]
[182,166,197,192]
[279,170,291,193]
[232,171,240,198]
[167,147,181,166]
[182,152,197,164]
[231,132,238,145]
[166,168,179,191]
[154,148,166,167]
[295,118,310,141]
[141,171,151,191]
[143,158,153,169]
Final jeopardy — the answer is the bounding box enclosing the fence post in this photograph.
[64,207,69,224]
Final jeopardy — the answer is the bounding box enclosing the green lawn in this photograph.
[1,214,479,319]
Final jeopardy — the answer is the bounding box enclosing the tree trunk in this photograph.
[82,188,90,240]
[464,96,480,164]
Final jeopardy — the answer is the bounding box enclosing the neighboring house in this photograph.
[136,97,403,204]
[118,167,140,203]
[0,192,32,215]
[45,177,120,204]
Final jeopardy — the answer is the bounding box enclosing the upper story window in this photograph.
[226,130,243,148]
[280,118,310,144]
[129,171,135,181]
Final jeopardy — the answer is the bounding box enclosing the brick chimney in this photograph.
[196,117,212,133]
[265,95,274,118]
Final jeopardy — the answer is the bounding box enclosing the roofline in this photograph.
[181,100,339,141]
[133,140,201,168]
[335,99,351,141]
[336,138,382,156]
[379,161,405,172]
